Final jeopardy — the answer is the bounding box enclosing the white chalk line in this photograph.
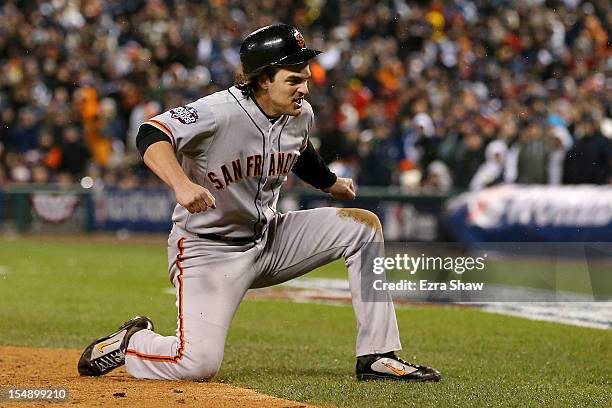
[164,278,612,330]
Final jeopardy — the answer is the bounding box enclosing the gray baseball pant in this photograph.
[125,207,401,380]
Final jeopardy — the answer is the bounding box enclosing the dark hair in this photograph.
[234,66,280,98]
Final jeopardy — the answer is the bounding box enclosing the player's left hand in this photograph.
[323,177,356,200]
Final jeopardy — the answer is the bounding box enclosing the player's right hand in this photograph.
[175,181,216,213]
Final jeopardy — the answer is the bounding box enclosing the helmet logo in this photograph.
[294,30,306,49]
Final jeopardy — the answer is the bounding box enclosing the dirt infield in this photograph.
[0,346,314,407]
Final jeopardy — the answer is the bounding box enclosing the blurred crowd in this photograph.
[0,0,610,193]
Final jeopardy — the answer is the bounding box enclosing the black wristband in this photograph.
[136,124,173,158]
[292,140,337,190]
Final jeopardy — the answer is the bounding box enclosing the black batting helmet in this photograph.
[239,24,322,75]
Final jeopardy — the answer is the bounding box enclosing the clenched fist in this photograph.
[175,181,216,213]
[323,177,356,200]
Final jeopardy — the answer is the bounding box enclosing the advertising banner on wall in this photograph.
[444,184,612,242]
[94,187,175,232]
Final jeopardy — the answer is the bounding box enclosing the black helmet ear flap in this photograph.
[240,24,322,76]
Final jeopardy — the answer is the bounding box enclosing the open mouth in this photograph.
[293,97,303,107]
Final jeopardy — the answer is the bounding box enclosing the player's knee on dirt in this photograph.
[179,348,223,380]
[336,208,383,242]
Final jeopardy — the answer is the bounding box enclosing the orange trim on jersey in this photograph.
[146,119,176,149]
[126,237,186,363]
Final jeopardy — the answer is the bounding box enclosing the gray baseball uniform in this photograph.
[124,86,401,380]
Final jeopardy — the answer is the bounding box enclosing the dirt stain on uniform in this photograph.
[336,208,383,238]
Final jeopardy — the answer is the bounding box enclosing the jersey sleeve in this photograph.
[135,123,173,158]
[292,140,337,189]
[140,100,217,155]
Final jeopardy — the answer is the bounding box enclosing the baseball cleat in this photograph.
[356,352,441,382]
[78,316,154,376]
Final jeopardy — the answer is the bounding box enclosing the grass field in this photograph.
[1,238,611,407]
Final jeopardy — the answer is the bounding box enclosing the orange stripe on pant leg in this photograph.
[126,237,186,363]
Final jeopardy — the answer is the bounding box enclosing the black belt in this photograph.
[197,233,255,244]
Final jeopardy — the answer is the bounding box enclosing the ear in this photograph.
[258,75,271,90]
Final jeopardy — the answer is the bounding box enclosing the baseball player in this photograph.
[78,24,440,383]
